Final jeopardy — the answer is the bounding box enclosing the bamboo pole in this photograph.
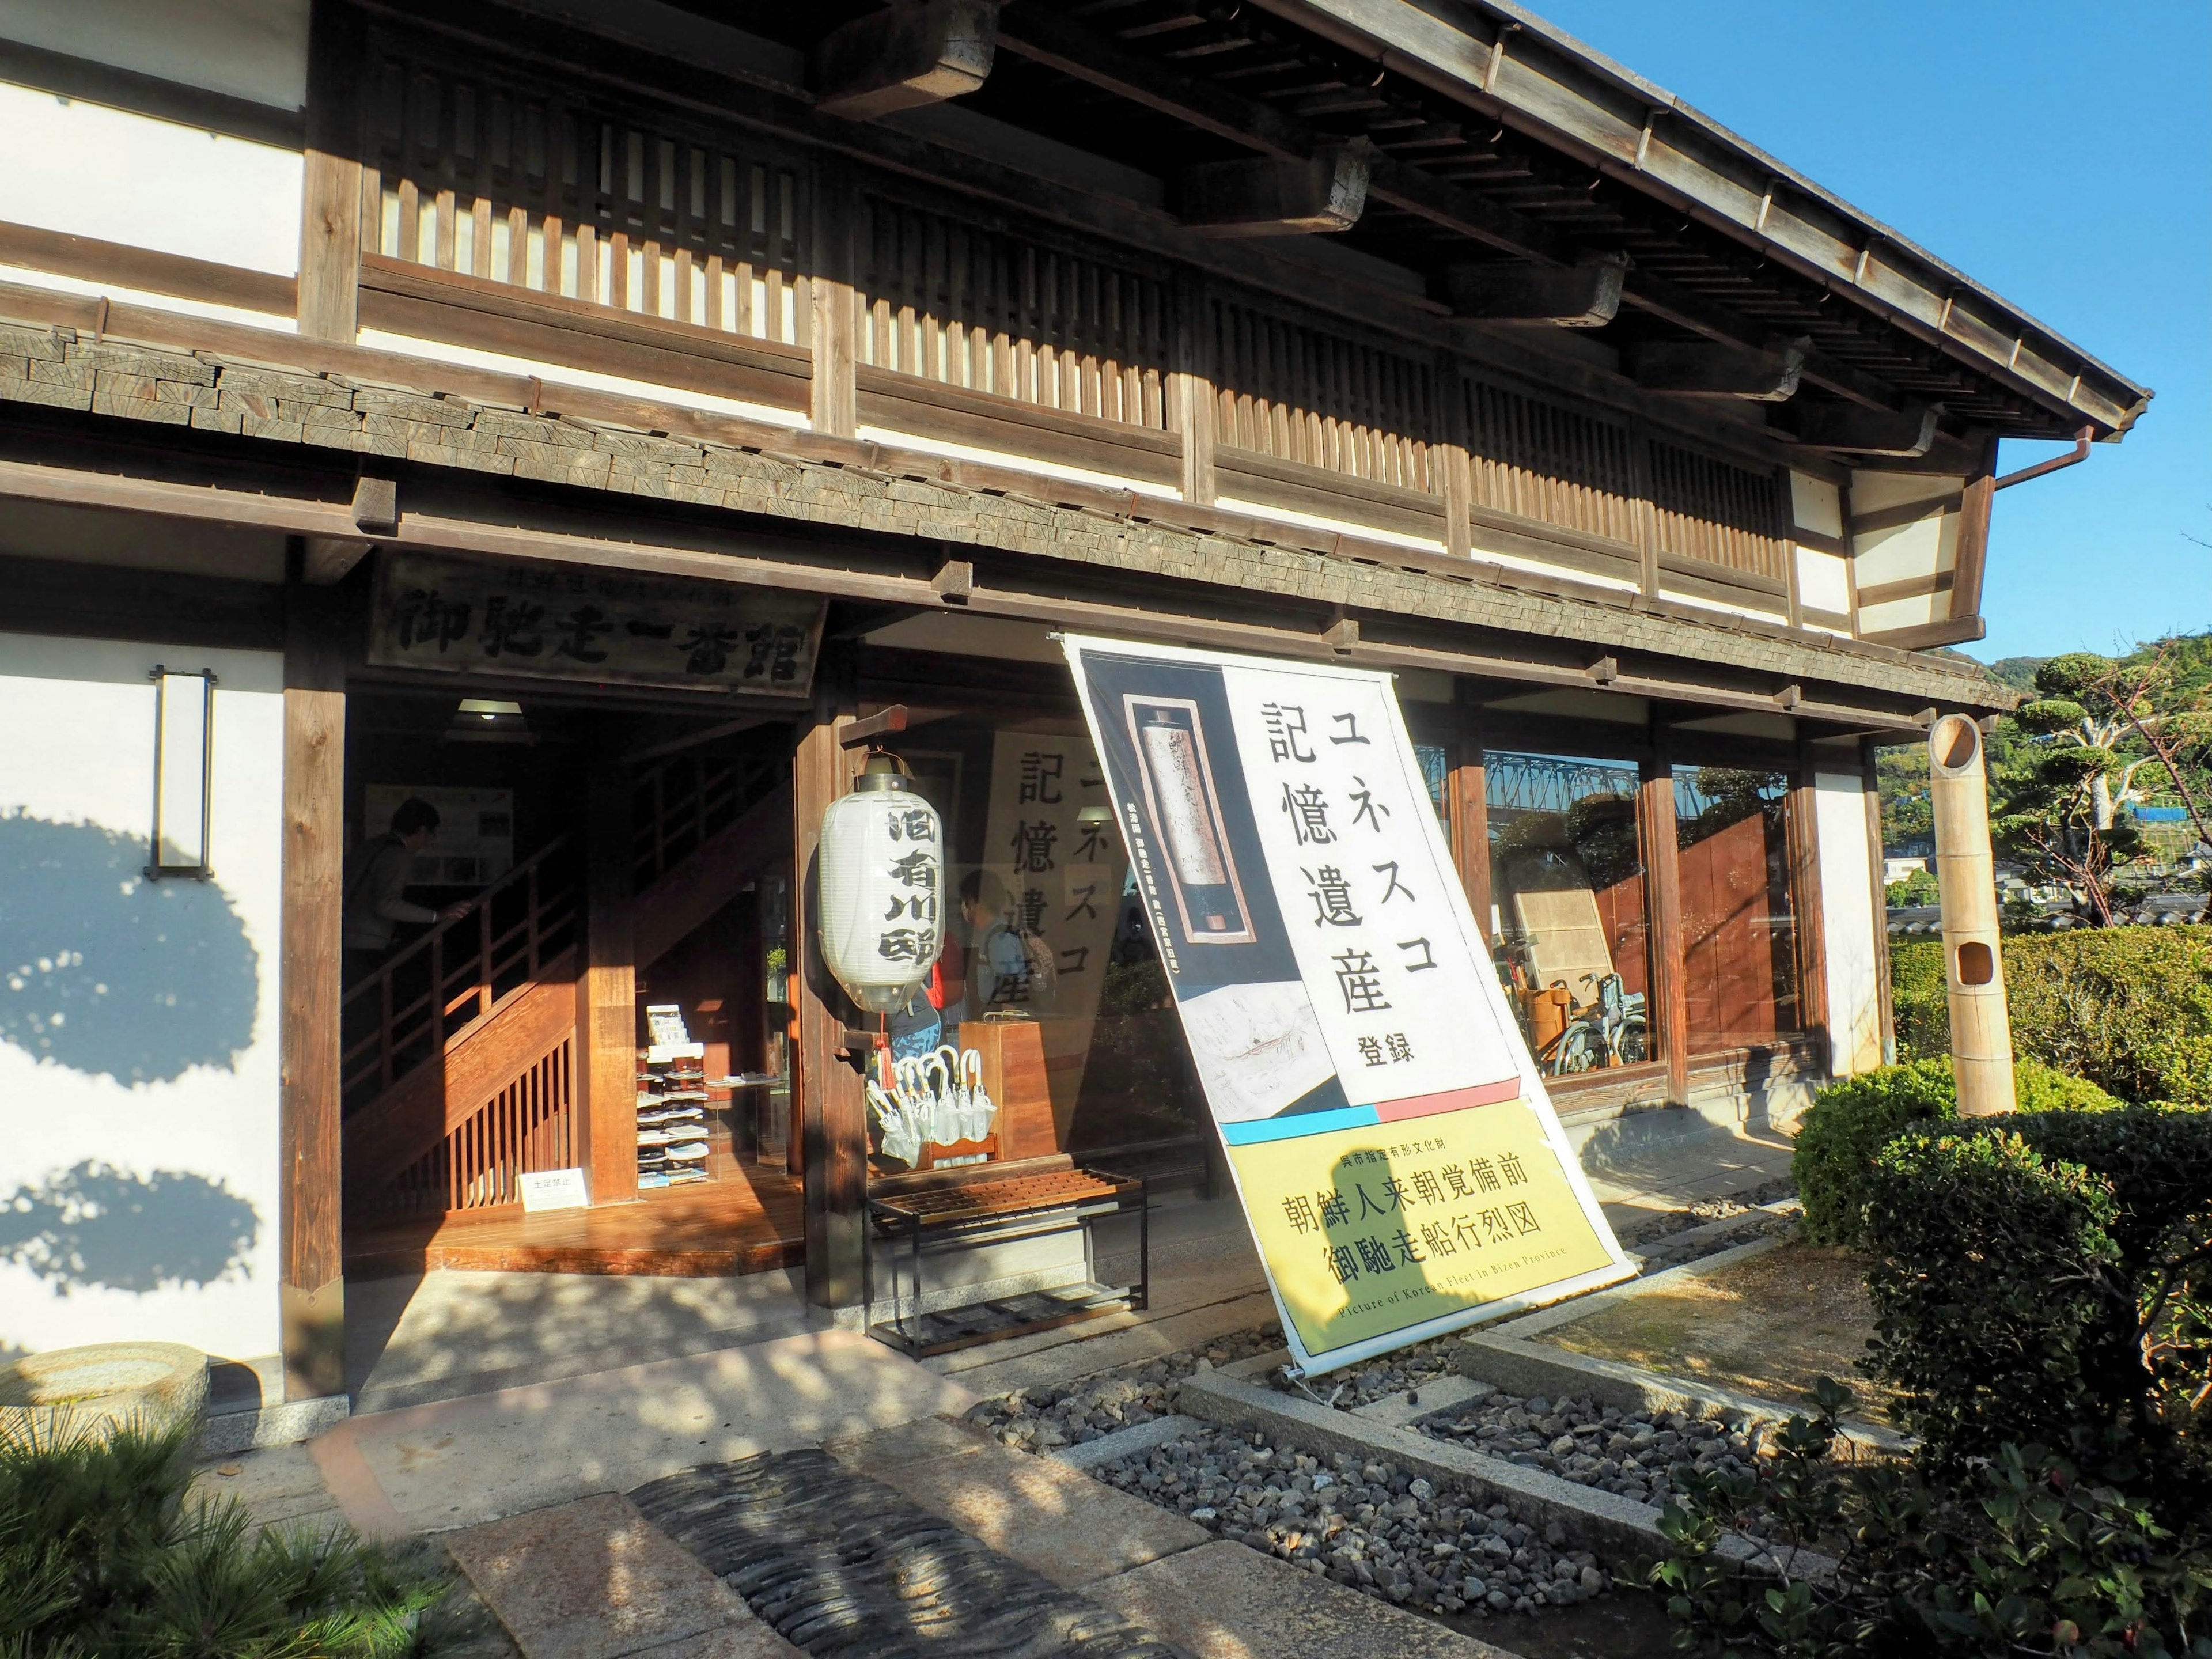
[1928,714,2014,1115]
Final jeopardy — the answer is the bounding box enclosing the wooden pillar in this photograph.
[298,0,364,342]
[793,664,866,1306]
[278,573,346,1400]
[1437,357,1474,560]
[1640,739,1690,1108]
[808,160,858,439]
[1171,270,1217,506]
[1863,737,1896,1065]
[577,766,639,1202]
[1787,747,1830,1069]
[1448,739,1490,934]
[1631,428,1661,600]
[1929,715,2014,1115]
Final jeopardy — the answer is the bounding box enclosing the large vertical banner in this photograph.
[1063,636,1633,1376]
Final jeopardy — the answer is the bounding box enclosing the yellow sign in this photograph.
[1228,1100,1618,1360]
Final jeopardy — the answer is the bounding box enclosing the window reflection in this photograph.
[1675,766,1802,1047]
[1485,751,1653,1074]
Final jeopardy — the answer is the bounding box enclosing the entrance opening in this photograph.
[338,685,802,1278]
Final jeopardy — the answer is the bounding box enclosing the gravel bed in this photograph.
[1614,1178,1796,1252]
[1090,1423,1610,1620]
[1418,1391,1761,1511]
[966,1324,1285,1452]
[1269,1338,1466,1411]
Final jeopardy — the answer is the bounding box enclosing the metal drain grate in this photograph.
[631,1450,1190,1659]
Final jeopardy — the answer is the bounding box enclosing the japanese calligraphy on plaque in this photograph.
[369,551,827,698]
[1062,635,1632,1377]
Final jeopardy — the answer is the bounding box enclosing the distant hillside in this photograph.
[1985,656,2049,693]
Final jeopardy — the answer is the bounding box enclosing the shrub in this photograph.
[1863,1106,2212,1483]
[1792,1058,2118,1247]
[1861,1131,2124,1468]
[1892,926,2212,1105]
[0,1412,483,1658]
[1650,1381,2212,1659]
[1794,1058,1957,1245]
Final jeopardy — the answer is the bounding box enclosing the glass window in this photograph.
[1485,751,1653,1074]
[1675,766,1803,1048]
[872,711,1208,1175]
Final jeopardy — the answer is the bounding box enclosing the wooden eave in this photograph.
[0,301,2012,725]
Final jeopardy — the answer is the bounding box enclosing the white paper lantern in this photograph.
[817,763,944,1014]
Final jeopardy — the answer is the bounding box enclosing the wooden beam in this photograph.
[930,558,975,602]
[1862,737,1895,1065]
[1177,143,1372,237]
[1621,274,1897,412]
[810,157,859,437]
[1629,340,1804,402]
[279,577,345,1400]
[302,536,371,585]
[810,0,999,121]
[839,704,910,747]
[1171,270,1217,505]
[297,0,363,342]
[1437,354,1472,559]
[1789,748,1830,1069]
[577,766,638,1205]
[1640,745,1690,1108]
[1441,256,1624,327]
[793,663,868,1307]
[1782,402,1940,457]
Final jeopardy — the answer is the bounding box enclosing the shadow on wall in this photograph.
[0,1160,261,1294]
[0,813,259,1084]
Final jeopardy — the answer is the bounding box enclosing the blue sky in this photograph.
[1525,0,2210,663]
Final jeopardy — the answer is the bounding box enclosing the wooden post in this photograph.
[1437,357,1474,560]
[1640,742,1690,1108]
[1631,429,1661,599]
[278,572,346,1400]
[1863,738,1896,1065]
[809,160,858,439]
[1787,748,1829,1068]
[793,663,867,1307]
[577,765,639,1202]
[1929,714,2014,1114]
[1448,739,1490,931]
[1171,270,1217,506]
[297,0,363,342]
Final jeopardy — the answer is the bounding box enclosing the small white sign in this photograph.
[519,1168,590,1212]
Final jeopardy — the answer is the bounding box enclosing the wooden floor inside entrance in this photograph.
[346,1161,804,1278]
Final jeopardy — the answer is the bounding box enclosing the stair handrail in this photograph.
[341,831,579,1105]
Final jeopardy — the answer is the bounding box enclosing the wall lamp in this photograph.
[147,666,217,882]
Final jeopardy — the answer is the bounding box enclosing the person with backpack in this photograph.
[342,797,471,984]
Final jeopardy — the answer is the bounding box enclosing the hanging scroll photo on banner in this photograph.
[1061,635,1634,1378]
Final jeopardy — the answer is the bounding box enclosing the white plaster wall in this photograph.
[0,632,286,1363]
[0,0,308,110]
[1815,771,1883,1076]
[1654,586,1789,627]
[0,82,303,278]
[1788,471,1843,539]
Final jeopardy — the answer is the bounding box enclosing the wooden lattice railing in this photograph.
[631,745,787,893]
[339,834,581,1117]
[374,1035,575,1218]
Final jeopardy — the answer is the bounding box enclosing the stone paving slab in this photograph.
[1088,1541,1522,1659]
[836,1424,1213,1588]
[192,1442,347,1533]
[444,1493,798,1659]
[328,1330,975,1533]
[1050,1415,1208,1472]
[1350,1374,1493,1430]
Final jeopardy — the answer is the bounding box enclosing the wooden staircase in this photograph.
[342,745,788,1222]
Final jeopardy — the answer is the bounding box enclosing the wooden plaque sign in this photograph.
[369,550,827,698]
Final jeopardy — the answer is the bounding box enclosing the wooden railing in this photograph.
[632,746,786,893]
[372,1034,575,1218]
[339,834,581,1116]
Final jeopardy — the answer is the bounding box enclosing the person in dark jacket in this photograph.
[343,797,470,982]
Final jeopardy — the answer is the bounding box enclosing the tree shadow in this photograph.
[0,813,259,1084]
[0,1160,260,1294]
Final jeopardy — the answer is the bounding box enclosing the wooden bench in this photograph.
[863,1168,1149,1357]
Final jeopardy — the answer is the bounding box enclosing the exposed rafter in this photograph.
[811,0,999,122]
[1178,142,1373,236]
[1440,254,1624,326]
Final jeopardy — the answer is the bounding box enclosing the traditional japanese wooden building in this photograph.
[0,0,2148,1423]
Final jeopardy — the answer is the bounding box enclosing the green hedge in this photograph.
[1891,925,2212,1105]
[1863,1105,2212,1482]
[1792,1056,2118,1246]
